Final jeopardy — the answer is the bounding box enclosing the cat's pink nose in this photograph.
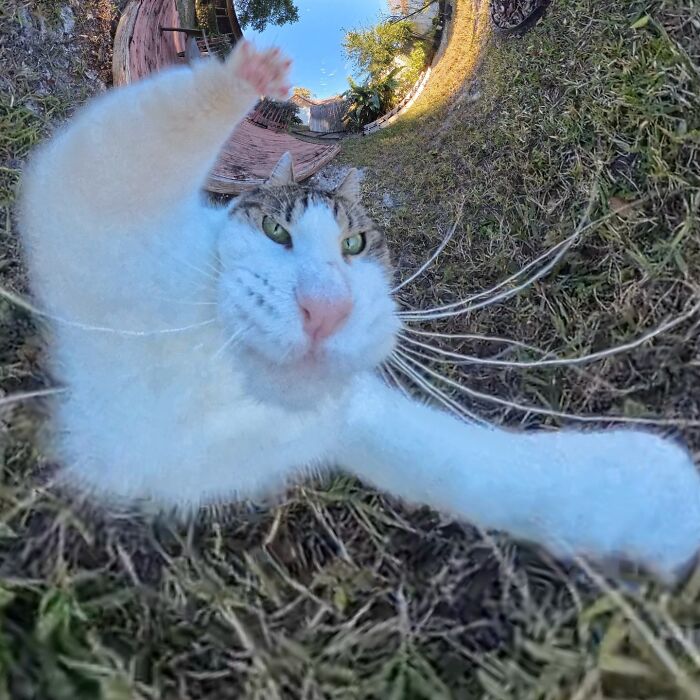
[297,294,352,342]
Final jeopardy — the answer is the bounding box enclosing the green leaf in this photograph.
[332,586,348,612]
[630,15,650,30]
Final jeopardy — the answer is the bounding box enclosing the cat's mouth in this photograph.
[240,334,335,373]
[284,348,322,368]
[286,338,362,380]
[296,342,332,368]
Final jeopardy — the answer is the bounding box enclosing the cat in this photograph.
[18,40,700,581]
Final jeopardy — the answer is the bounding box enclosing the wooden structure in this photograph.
[113,0,186,85]
[113,0,339,194]
[309,96,349,134]
[290,93,313,125]
[193,33,235,59]
[219,0,243,39]
[248,98,299,131]
[206,121,339,193]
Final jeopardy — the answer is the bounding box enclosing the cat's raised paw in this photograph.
[228,40,291,100]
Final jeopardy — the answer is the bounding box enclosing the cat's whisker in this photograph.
[404,328,552,356]
[398,299,700,368]
[164,251,220,284]
[389,353,491,427]
[388,367,413,401]
[391,199,465,294]
[398,337,622,400]
[390,353,463,415]
[395,348,700,428]
[401,328,625,394]
[201,257,222,276]
[397,341,546,386]
[379,363,412,400]
[211,325,250,360]
[0,386,67,409]
[0,285,217,337]
[64,317,218,337]
[399,234,571,317]
[397,232,576,321]
[152,295,218,307]
[398,341,468,366]
[398,190,630,321]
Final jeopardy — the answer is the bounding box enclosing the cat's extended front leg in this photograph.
[22,41,290,230]
[20,41,290,324]
[337,374,700,581]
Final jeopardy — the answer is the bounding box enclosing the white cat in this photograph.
[18,41,700,580]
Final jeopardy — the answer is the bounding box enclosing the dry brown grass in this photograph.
[2,0,700,698]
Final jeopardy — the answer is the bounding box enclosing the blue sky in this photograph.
[247,0,387,98]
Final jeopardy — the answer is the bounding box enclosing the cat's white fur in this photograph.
[19,42,700,580]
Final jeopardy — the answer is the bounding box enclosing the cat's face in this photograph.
[216,158,399,403]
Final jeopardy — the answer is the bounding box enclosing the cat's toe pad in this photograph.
[229,40,291,100]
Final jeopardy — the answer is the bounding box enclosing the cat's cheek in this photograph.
[359,299,401,366]
[344,266,399,355]
[327,320,398,373]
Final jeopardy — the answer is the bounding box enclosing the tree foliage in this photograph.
[235,0,299,32]
[395,41,427,94]
[194,0,219,36]
[342,68,401,131]
[342,20,414,82]
[292,86,313,100]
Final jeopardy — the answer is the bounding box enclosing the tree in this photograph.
[194,0,298,40]
[195,0,220,36]
[394,41,427,94]
[235,0,299,32]
[342,68,401,131]
[342,20,413,82]
[292,86,314,100]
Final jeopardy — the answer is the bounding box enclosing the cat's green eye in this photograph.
[262,216,292,246]
[342,233,366,256]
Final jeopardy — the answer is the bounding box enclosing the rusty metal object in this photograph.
[489,0,551,34]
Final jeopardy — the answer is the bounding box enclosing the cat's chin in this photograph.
[234,345,357,409]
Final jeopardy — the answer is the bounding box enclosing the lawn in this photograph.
[2,0,700,698]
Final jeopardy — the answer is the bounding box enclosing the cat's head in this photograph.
[217,153,399,404]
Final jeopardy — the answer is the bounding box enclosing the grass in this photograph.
[2,0,700,698]
[345,0,700,433]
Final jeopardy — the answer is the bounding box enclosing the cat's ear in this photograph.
[266,152,295,186]
[335,168,362,202]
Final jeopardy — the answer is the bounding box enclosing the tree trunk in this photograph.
[225,0,244,40]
